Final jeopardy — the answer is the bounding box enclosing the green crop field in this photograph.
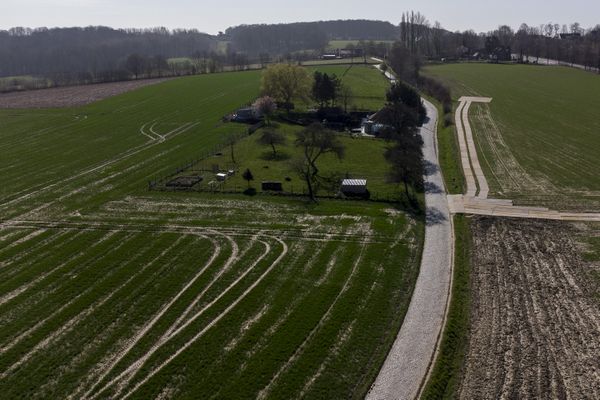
[423,63,600,211]
[0,68,423,399]
[301,64,389,110]
[309,65,389,111]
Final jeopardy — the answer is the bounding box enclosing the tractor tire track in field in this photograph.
[86,236,270,400]
[1,232,183,361]
[471,104,556,196]
[0,228,76,272]
[69,232,221,400]
[0,230,95,306]
[0,121,199,213]
[78,231,230,399]
[0,232,138,377]
[257,242,366,400]
[117,236,288,400]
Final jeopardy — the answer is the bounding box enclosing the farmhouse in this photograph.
[232,107,258,122]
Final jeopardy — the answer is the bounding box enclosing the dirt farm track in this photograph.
[459,217,600,399]
[0,78,171,109]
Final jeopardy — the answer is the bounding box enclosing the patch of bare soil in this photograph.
[459,217,600,399]
[0,78,171,109]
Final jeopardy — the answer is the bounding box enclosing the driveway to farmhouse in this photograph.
[367,98,454,400]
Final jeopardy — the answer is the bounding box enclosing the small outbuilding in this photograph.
[341,179,367,195]
[216,173,228,182]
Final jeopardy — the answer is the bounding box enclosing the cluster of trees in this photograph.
[0,26,216,84]
[312,72,341,108]
[260,65,356,115]
[225,20,398,56]
[225,23,328,57]
[375,82,425,197]
[509,24,600,70]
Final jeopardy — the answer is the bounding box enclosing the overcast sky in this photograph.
[1,0,598,34]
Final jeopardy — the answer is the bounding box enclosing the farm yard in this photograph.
[458,217,600,399]
[157,124,400,200]
[0,65,426,398]
[423,63,600,211]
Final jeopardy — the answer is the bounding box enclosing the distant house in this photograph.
[489,46,512,62]
[232,107,258,123]
[341,179,368,196]
[321,54,340,60]
[560,33,582,40]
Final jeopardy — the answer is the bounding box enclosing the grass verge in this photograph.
[430,98,464,195]
[420,215,471,399]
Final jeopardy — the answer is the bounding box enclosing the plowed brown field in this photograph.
[459,217,600,399]
[0,78,170,109]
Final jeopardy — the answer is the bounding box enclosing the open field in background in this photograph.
[423,63,600,211]
[0,78,172,109]
[0,66,424,398]
[307,64,389,111]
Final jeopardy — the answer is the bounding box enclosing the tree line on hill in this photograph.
[1,16,598,92]
[225,20,398,56]
[0,26,215,86]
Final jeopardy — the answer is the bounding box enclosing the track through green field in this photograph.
[424,63,600,211]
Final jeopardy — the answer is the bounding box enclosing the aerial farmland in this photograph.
[0,67,425,399]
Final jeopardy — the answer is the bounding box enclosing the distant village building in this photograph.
[560,33,582,40]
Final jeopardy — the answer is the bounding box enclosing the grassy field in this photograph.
[0,67,423,399]
[308,64,389,111]
[421,215,471,399]
[168,123,403,200]
[423,63,600,211]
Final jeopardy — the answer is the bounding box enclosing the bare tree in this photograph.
[225,134,238,165]
[294,123,345,202]
[258,129,286,158]
[125,54,145,79]
[339,84,353,113]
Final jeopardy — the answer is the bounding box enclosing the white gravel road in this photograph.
[367,99,453,400]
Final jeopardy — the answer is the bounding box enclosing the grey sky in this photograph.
[1,0,598,34]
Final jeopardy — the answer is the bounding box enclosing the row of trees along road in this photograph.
[375,82,426,198]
